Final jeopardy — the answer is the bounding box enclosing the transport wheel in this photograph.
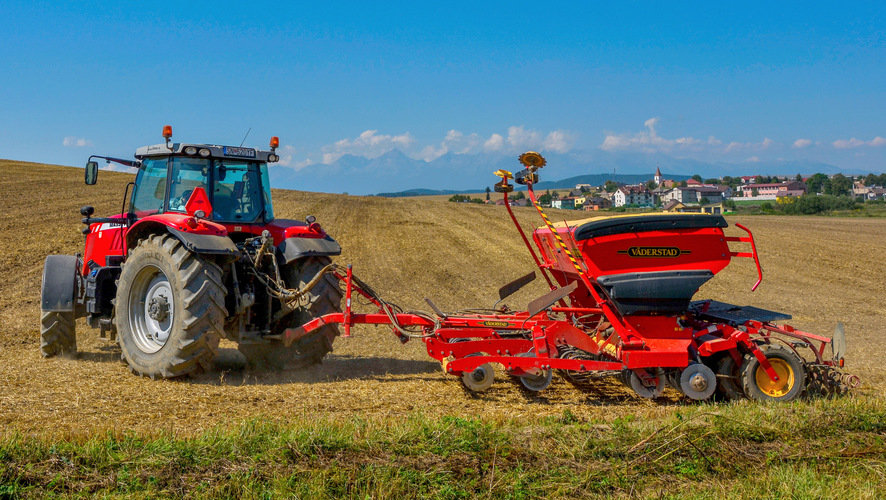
[115,234,226,379]
[40,310,76,358]
[628,370,665,398]
[517,352,553,392]
[740,344,806,402]
[715,355,745,401]
[460,353,495,392]
[239,256,342,370]
[679,363,717,401]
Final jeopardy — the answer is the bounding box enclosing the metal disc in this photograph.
[832,322,846,362]
[679,363,717,400]
[461,363,495,392]
[629,370,665,398]
[516,352,553,392]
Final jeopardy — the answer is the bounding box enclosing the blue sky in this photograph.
[1,2,885,178]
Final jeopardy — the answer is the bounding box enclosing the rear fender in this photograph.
[42,255,82,313]
[126,216,239,260]
[265,218,342,264]
[278,235,342,264]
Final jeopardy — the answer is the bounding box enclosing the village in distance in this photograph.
[447,167,886,216]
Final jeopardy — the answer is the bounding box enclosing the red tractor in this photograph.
[40,126,343,378]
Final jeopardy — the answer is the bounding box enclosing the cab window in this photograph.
[168,158,210,213]
[212,161,266,222]
[130,158,168,217]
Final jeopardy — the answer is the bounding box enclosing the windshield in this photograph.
[212,160,271,222]
[161,157,273,223]
[131,156,274,223]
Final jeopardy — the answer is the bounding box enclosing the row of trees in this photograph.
[762,195,860,215]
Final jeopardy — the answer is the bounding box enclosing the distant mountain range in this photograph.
[269,148,871,196]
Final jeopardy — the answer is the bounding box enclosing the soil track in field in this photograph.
[1,160,884,436]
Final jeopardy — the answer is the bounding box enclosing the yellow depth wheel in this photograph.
[754,358,794,397]
[740,344,807,402]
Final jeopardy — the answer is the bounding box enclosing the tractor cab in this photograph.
[130,146,276,224]
[86,128,281,226]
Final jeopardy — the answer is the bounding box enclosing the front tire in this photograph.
[115,234,226,379]
[238,256,342,370]
[39,255,79,358]
[40,311,76,358]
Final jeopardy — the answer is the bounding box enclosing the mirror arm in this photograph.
[87,155,139,168]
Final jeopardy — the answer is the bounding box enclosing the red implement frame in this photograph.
[272,164,845,395]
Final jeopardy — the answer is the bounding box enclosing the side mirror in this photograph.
[85,161,98,185]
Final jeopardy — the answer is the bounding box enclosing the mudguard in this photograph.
[278,235,342,264]
[41,255,81,312]
[166,227,239,256]
[125,216,239,260]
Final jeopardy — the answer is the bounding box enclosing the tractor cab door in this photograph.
[167,158,210,214]
[130,157,171,218]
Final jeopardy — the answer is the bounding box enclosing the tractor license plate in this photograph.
[223,146,256,158]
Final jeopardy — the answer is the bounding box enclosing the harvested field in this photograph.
[1,159,884,437]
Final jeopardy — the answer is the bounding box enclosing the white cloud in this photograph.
[543,130,575,153]
[321,130,415,164]
[318,126,575,164]
[418,129,486,161]
[497,126,575,154]
[833,136,886,149]
[63,136,92,147]
[792,138,812,148]
[833,138,866,149]
[746,156,761,163]
[724,137,774,153]
[600,117,703,152]
[276,145,296,167]
[505,126,542,149]
[484,133,504,151]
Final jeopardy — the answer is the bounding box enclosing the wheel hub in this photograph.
[756,359,794,397]
[148,295,169,322]
[128,267,175,354]
[689,373,708,392]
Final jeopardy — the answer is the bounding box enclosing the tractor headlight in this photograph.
[185,146,197,155]
[199,148,211,157]
[268,154,279,162]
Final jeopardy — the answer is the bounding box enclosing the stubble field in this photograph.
[1,159,884,438]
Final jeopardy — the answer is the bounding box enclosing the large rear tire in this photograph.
[238,256,342,370]
[115,234,226,379]
[740,344,806,402]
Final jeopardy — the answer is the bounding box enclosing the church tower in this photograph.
[654,165,663,185]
